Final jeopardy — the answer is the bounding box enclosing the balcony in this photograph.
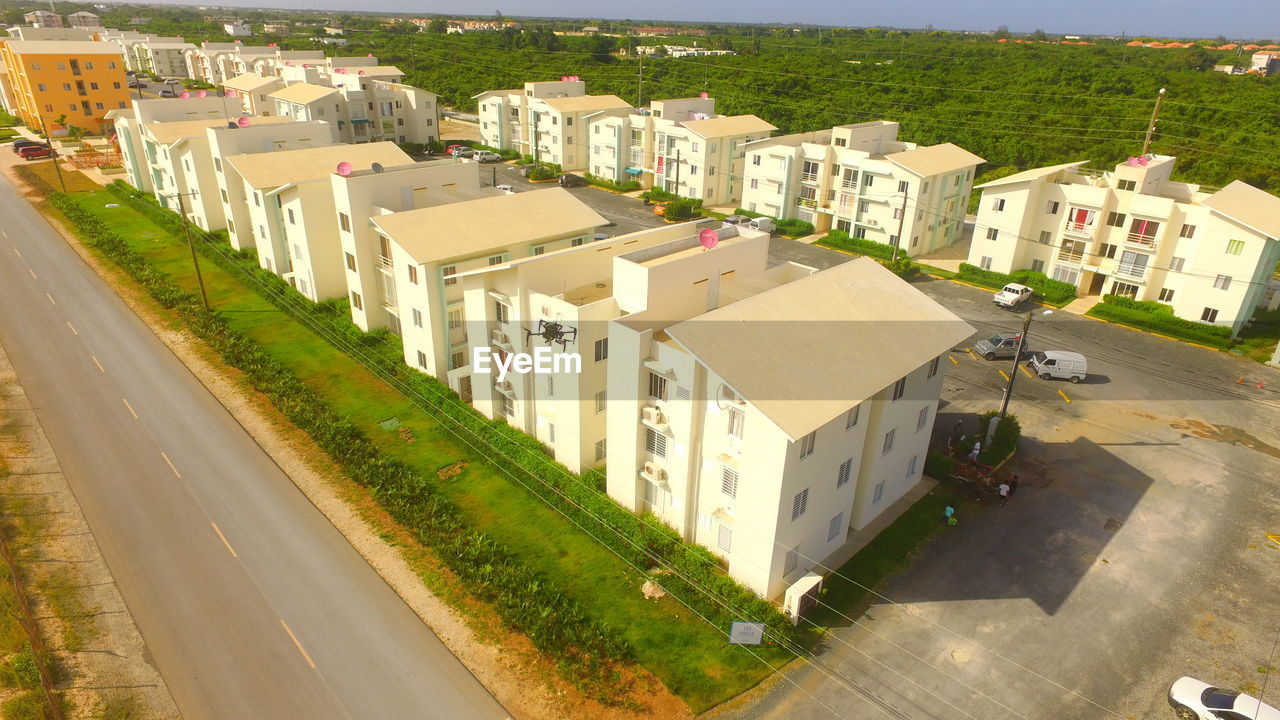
[1057,245,1085,264]
[375,254,392,269]
[800,171,819,183]
[1126,232,1157,250]
[1115,261,1148,280]
[796,197,817,209]
[841,179,858,190]
[1063,220,1095,236]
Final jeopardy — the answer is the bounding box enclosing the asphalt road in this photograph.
[0,172,510,719]
[485,162,669,237]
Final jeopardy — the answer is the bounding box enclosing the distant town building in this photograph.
[632,26,708,36]
[262,22,291,35]
[67,11,100,28]
[224,21,252,37]
[1250,51,1280,75]
[23,10,63,28]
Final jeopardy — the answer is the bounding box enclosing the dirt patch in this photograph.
[1170,418,1280,460]
[439,116,484,144]
[436,462,466,481]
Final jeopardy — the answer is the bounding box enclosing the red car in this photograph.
[17,145,54,160]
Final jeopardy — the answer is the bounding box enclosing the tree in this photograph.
[995,24,1011,39]
[427,19,447,34]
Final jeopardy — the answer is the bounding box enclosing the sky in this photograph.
[146,0,1280,38]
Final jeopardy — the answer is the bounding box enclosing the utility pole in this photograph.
[636,52,644,107]
[1140,87,1166,156]
[37,116,66,193]
[163,191,210,311]
[890,191,908,263]
[531,108,539,166]
[997,311,1033,422]
[674,148,681,195]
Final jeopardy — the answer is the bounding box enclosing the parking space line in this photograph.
[1058,389,1072,403]
[967,348,979,361]
[46,293,56,305]
[998,369,1010,382]
[121,398,138,419]
[90,355,105,373]
[28,268,37,279]
[948,355,959,365]
[1019,365,1035,379]
[160,451,181,478]
[66,321,78,336]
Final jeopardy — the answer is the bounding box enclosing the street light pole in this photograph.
[890,191,908,263]
[163,191,210,312]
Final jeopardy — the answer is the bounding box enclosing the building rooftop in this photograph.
[3,40,124,55]
[331,65,402,77]
[667,257,973,440]
[221,73,280,92]
[142,115,295,145]
[268,82,338,105]
[681,114,776,138]
[539,94,630,113]
[227,141,410,188]
[975,161,1088,189]
[1202,180,1280,239]
[371,187,607,264]
[886,142,986,177]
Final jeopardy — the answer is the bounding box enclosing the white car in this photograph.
[1168,676,1280,720]
[495,184,514,193]
[993,282,1033,309]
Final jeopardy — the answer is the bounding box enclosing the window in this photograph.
[992,198,1006,212]
[1117,179,1137,191]
[845,405,860,429]
[882,428,896,455]
[907,454,919,478]
[727,408,745,439]
[750,178,758,190]
[113,82,121,89]
[791,488,809,520]
[837,459,852,488]
[62,83,71,91]
[408,265,418,284]
[411,308,423,328]
[1169,256,1185,272]
[447,308,463,329]
[1106,212,1126,228]
[350,291,363,310]
[1214,275,1232,291]
[897,180,909,193]
[500,395,514,417]
[1110,281,1140,299]
[287,209,295,224]
[1201,307,1219,323]
[648,372,668,401]
[986,228,999,241]
[917,406,929,430]
[1047,201,1060,214]
[783,548,799,575]
[872,480,886,504]
[594,338,608,362]
[488,255,504,266]
[345,253,356,271]
[1038,230,1052,244]
[927,356,940,379]
[798,431,816,459]
[863,173,874,187]
[980,256,993,271]
[821,514,844,545]
[253,193,260,207]
[595,391,606,413]
[532,245,546,256]
[595,439,607,462]
[442,265,457,285]
[220,189,229,204]
[691,142,700,153]
[1097,243,1116,260]
[90,82,99,91]
[546,376,555,397]
[339,212,351,232]
[1226,239,1245,256]
[721,467,739,499]
[1031,259,1045,273]
[1158,288,1175,303]
[752,155,760,166]
[645,428,667,457]
[891,377,907,401]
[1179,224,1196,239]
[717,524,732,552]
[494,301,509,324]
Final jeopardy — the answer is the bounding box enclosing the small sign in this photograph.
[729,622,765,645]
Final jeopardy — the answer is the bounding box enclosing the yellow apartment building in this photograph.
[0,40,130,134]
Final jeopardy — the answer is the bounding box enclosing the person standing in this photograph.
[997,481,1010,508]
[1010,475,1020,497]
[968,441,981,464]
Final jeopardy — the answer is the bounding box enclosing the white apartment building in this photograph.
[606,249,971,599]
[269,77,438,146]
[220,73,284,115]
[330,158,485,333]
[184,42,274,84]
[224,22,252,38]
[968,155,1280,337]
[131,39,195,78]
[225,142,412,301]
[368,189,608,407]
[586,95,775,204]
[111,96,237,194]
[740,121,983,255]
[23,11,62,28]
[67,11,100,28]
[475,80,631,169]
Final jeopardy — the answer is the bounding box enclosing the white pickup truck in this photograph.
[993,283,1034,309]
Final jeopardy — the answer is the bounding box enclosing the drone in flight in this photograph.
[525,319,578,350]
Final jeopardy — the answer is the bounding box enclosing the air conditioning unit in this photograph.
[495,380,512,394]
[866,219,880,228]
[643,460,658,477]
[491,328,508,345]
[642,405,665,425]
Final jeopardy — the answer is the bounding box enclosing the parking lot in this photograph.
[476,162,668,237]
[731,241,1280,720]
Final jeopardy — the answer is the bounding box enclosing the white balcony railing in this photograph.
[1126,232,1157,250]
[1116,261,1148,279]
[801,171,819,183]
[376,254,392,269]
[1064,220,1095,234]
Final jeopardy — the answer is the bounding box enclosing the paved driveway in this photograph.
[736,241,1280,720]
[484,163,667,237]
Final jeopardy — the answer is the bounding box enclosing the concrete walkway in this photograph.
[1061,295,1103,315]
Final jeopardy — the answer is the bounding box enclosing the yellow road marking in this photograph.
[211,522,238,558]
[2,231,8,238]
[1058,389,1072,403]
[122,398,138,419]
[1019,364,1035,379]
[967,348,979,361]
[280,620,317,669]
[160,451,181,478]
[1268,533,1280,546]
[11,246,19,256]
[91,355,105,373]
[46,293,56,305]
[948,355,959,365]
[66,321,78,336]
[28,268,37,279]
[998,369,1010,382]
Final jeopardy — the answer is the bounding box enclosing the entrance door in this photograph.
[1088,272,1106,296]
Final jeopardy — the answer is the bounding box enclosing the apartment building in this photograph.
[369,189,607,396]
[221,73,284,115]
[111,96,239,193]
[23,11,62,28]
[329,158,483,333]
[68,12,101,29]
[968,155,1280,337]
[0,40,129,133]
[475,80,631,169]
[740,121,983,255]
[224,21,252,38]
[586,96,775,204]
[269,77,438,146]
[606,248,971,599]
[133,39,195,78]
[184,42,274,84]
[226,142,413,301]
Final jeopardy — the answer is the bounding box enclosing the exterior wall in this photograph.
[0,47,129,132]
[475,80,589,158]
[278,182,345,301]
[243,184,289,275]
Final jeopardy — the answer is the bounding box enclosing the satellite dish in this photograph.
[226,121,238,129]
[225,89,237,98]
[358,70,366,76]
[196,90,208,98]
[302,64,311,69]
[699,228,718,249]
[179,90,190,99]
[237,116,251,128]
[285,61,294,66]
[336,161,353,176]
[335,67,346,73]
[371,162,384,174]
[366,53,373,57]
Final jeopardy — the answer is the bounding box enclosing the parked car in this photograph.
[158,89,177,98]
[747,216,776,233]
[722,215,749,226]
[11,139,46,153]
[993,282,1034,309]
[495,184,514,193]
[18,145,55,160]
[653,202,669,216]
[1168,676,1280,720]
[448,145,473,158]
[973,333,1031,361]
[445,144,466,154]
[1027,350,1087,383]
[473,150,501,163]
[558,174,586,188]
[127,80,143,89]
[593,233,610,242]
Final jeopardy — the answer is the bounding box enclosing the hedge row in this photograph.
[817,230,896,261]
[583,172,642,193]
[956,264,1077,306]
[979,411,1021,466]
[14,165,55,197]
[1087,294,1234,348]
[55,189,635,699]
[100,183,804,664]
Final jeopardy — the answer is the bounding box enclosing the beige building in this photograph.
[586,95,775,204]
[111,96,233,194]
[221,73,284,115]
[23,11,63,28]
[475,80,631,169]
[269,75,438,146]
[67,11,101,28]
[740,121,983,255]
[968,155,1280,337]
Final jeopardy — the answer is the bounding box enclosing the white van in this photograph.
[748,217,775,233]
[1027,350,1087,383]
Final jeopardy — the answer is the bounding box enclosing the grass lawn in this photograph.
[1235,308,1280,363]
[20,161,99,193]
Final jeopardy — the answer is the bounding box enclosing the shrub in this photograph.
[732,207,765,219]
[584,172,642,193]
[775,218,815,238]
[641,187,678,202]
[978,411,1021,465]
[818,230,895,260]
[924,451,955,479]
[885,256,920,280]
[956,264,1076,306]
[527,165,558,181]
[1088,294,1233,348]
[663,197,702,221]
[7,651,40,690]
